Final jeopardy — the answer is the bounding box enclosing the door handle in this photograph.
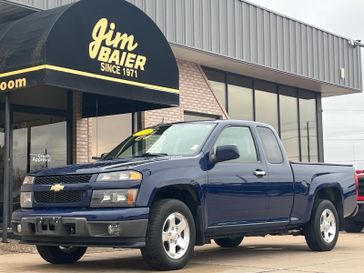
[254,170,266,177]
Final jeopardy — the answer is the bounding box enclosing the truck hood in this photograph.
[30,157,171,176]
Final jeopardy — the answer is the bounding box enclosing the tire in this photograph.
[36,245,87,264]
[345,219,364,233]
[141,199,196,271]
[215,237,244,248]
[304,199,339,251]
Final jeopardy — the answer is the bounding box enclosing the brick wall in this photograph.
[144,60,228,127]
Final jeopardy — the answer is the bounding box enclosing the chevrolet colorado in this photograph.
[12,120,357,270]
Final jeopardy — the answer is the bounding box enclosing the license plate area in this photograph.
[35,217,69,236]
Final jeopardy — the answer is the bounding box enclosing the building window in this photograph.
[255,81,279,132]
[203,68,226,107]
[227,75,253,120]
[279,86,299,161]
[299,90,318,162]
[202,66,321,162]
[184,111,221,121]
[91,114,132,158]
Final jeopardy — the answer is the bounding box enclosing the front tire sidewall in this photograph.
[305,200,339,251]
[36,245,87,264]
[142,199,196,270]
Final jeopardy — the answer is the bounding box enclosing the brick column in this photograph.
[73,91,92,163]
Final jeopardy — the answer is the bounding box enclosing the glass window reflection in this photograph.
[227,75,253,120]
[30,122,67,170]
[0,128,4,224]
[279,87,299,161]
[299,91,318,162]
[255,81,279,132]
[91,114,132,158]
[203,68,226,108]
[202,66,320,163]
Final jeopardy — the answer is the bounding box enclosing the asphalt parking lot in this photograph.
[0,232,363,273]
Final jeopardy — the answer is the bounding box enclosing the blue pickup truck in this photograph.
[12,120,357,270]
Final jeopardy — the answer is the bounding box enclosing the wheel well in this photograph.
[315,187,344,229]
[151,185,205,245]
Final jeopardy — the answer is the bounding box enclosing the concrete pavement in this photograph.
[0,232,363,273]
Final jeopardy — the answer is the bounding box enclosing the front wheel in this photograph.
[141,199,196,271]
[304,199,339,251]
[36,245,87,264]
[215,237,244,248]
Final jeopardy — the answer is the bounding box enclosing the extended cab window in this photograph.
[214,126,258,163]
[257,126,284,164]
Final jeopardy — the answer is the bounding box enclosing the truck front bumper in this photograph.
[11,207,149,248]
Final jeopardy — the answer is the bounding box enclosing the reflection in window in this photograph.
[0,129,4,224]
[255,82,279,132]
[91,114,132,158]
[30,122,67,170]
[227,75,253,120]
[257,127,284,164]
[210,81,226,107]
[203,68,226,107]
[299,91,318,162]
[279,88,299,161]
[214,127,258,163]
[202,66,320,162]
[13,128,27,212]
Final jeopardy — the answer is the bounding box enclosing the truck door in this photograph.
[256,126,294,223]
[206,126,270,228]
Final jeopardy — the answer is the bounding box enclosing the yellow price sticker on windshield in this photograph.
[133,128,155,137]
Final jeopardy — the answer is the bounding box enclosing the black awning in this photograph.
[0,0,179,111]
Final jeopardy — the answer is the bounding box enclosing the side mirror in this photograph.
[210,144,240,164]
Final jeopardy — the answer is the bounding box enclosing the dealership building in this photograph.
[0,0,362,234]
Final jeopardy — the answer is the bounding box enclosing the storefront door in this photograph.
[0,113,67,224]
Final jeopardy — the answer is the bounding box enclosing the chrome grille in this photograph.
[34,191,85,204]
[34,175,92,185]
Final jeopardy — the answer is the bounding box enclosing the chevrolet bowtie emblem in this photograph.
[50,184,65,192]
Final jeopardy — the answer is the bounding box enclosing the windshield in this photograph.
[104,123,216,159]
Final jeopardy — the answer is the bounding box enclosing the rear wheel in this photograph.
[36,245,87,264]
[215,237,244,248]
[141,199,196,270]
[345,219,364,233]
[304,199,339,251]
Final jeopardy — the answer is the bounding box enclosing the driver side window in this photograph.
[214,126,258,163]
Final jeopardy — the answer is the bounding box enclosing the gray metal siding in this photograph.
[4,0,363,91]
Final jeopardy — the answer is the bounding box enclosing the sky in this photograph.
[248,0,364,168]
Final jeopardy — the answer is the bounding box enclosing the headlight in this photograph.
[96,171,142,182]
[23,176,35,185]
[20,192,33,208]
[90,189,138,208]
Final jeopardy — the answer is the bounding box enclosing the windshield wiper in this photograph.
[140,152,169,157]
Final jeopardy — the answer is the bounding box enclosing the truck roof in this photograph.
[153,119,271,128]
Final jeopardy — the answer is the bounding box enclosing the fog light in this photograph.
[17,224,22,233]
[107,224,121,236]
